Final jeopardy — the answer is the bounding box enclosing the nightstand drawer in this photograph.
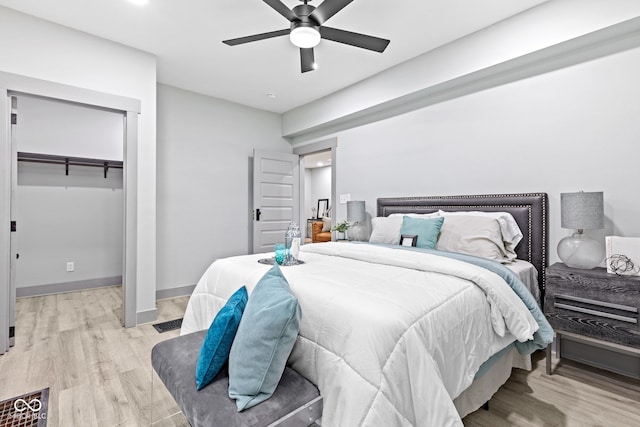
[548,300,640,348]
[554,293,638,324]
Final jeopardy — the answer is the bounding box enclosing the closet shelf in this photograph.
[17,152,123,178]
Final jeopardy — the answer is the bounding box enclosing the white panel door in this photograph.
[253,150,299,254]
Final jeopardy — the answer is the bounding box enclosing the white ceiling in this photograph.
[304,150,332,169]
[0,0,547,113]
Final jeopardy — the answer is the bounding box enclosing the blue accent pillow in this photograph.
[228,264,302,411]
[195,286,248,390]
[400,216,445,249]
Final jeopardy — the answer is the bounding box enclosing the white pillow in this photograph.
[322,217,332,232]
[438,210,523,253]
[436,216,515,263]
[369,216,403,244]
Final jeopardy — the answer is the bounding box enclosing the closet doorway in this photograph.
[1,72,140,355]
[302,150,333,243]
[12,95,124,313]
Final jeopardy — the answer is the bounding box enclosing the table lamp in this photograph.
[347,200,368,241]
[557,191,604,269]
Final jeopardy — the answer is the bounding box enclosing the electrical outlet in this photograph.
[66,262,74,272]
[339,194,351,204]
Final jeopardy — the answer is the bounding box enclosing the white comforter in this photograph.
[181,242,538,427]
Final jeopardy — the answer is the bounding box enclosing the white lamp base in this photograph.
[557,232,604,269]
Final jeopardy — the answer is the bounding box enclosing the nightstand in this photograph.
[544,262,640,378]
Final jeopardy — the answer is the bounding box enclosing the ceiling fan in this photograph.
[222,0,390,73]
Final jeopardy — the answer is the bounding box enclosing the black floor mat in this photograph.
[153,318,183,333]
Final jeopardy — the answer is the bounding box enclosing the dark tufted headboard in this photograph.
[377,193,549,299]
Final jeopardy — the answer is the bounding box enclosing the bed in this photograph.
[181,193,552,427]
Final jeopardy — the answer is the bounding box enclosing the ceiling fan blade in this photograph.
[320,26,390,53]
[263,0,297,22]
[300,48,316,73]
[310,0,354,25]
[223,29,289,46]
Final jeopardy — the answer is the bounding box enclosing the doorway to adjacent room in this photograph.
[302,150,332,243]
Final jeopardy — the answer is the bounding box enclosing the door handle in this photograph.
[256,209,261,221]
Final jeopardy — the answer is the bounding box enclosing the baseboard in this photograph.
[156,284,196,300]
[16,276,122,298]
[137,308,158,325]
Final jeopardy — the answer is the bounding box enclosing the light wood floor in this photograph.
[0,285,189,426]
[1,286,639,426]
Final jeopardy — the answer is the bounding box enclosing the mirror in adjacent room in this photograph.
[317,199,329,219]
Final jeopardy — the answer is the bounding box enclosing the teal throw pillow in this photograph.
[195,286,248,390]
[228,264,302,411]
[400,216,445,249]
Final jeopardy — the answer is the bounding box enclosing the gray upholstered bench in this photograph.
[151,330,322,427]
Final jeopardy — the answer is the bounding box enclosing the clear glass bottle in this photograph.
[290,223,301,262]
[284,222,301,265]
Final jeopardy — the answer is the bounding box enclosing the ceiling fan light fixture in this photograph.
[290,24,321,48]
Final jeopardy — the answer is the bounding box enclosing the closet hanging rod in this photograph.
[17,151,123,178]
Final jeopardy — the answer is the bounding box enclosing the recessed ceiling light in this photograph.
[128,0,148,5]
[267,93,277,99]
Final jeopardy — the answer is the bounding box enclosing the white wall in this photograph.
[304,169,312,223]
[156,84,290,291]
[17,165,123,288]
[0,7,157,318]
[17,95,123,160]
[332,45,640,265]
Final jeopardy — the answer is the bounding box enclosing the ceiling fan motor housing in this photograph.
[293,4,317,22]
